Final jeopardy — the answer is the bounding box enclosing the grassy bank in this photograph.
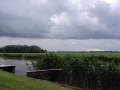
[0,71,72,90]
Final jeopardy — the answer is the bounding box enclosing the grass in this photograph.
[0,52,120,57]
[0,71,72,90]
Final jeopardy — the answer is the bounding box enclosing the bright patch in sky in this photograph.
[101,0,116,4]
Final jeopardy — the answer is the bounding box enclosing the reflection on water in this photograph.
[0,58,33,76]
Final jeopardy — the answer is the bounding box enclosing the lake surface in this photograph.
[0,58,33,76]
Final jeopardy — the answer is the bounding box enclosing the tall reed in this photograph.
[31,53,120,90]
[2,53,23,59]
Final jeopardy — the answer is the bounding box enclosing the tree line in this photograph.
[0,45,47,53]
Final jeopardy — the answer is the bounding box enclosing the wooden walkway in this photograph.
[0,65,16,73]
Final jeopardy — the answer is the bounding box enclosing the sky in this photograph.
[0,0,120,51]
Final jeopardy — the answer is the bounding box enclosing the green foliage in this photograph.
[0,53,1,57]
[24,54,44,60]
[31,53,120,90]
[0,45,47,53]
[2,53,23,59]
[34,53,63,70]
[0,52,120,89]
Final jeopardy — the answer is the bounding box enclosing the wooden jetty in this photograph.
[47,69,64,82]
[27,70,49,79]
[26,69,64,82]
[0,65,16,73]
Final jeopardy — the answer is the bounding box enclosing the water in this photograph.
[0,58,33,76]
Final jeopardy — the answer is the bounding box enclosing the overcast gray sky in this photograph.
[0,0,120,51]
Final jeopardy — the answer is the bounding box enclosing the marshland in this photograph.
[0,51,120,90]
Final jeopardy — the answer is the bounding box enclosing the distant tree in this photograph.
[29,45,41,53]
[0,48,3,52]
[0,45,47,53]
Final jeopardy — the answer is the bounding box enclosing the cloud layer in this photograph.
[0,37,120,51]
[0,0,119,39]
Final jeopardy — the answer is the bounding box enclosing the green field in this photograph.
[0,71,72,90]
[0,52,120,59]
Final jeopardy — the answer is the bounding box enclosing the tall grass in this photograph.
[31,53,120,90]
[24,54,44,60]
[31,53,63,70]
[0,53,45,60]
[2,53,23,59]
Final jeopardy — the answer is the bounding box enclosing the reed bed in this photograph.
[31,53,120,90]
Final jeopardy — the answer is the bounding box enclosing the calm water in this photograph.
[0,58,33,76]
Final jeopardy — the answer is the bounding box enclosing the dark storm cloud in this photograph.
[0,6,51,38]
[0,0,120,39]
[52,25,119,39]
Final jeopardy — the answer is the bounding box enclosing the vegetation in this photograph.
[31,53,120,90]
[0,52,120,89]
[0,71,72,90]
[0,53,45,60]
[0,45,47,53]
[24,54,44,60]
[1,51,120,59]
[2,53,23,59]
